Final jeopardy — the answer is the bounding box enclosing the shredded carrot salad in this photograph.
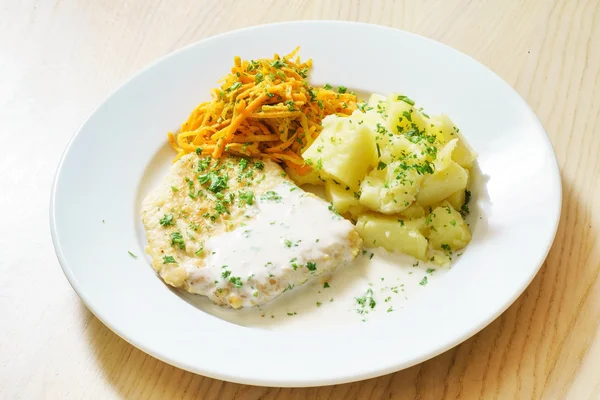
[168,47,357,175]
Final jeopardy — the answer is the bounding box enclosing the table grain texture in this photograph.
[1,0,599,399]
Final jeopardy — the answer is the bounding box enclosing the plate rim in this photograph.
[49,20,562,387]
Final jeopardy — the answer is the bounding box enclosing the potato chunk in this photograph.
[284,166,324,186]
[416,161,468,206]
[356,214,428,260]
[386,93,429,134]
[359,161,423,214]
[428,115,477,168]
[426,202,471,250]
[303,115,377,189]
[325,180,360,214]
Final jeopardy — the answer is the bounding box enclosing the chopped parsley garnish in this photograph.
[397,95,415,106]
[159,214,174,227]
[441,244,452,252]
[227,81,242,92]
[414,160,435,175]
[306,261,317,271]
[239,158,249,170]
[254,160,264,170]
[170,231,185,249]
[376,123,387,134]
[221,270,231,279]
[229,276,243,288]
[461,190,472,216]
[287,312,297,316]
[284,239,292,248]
[355,288,376,310]
[284,100,295,111]
[376,143,381,158]
[317,100,324,109]
[260,191,282,202]
[238,191,254,206]
[338,86,347,93]
[419,276,428,286]
[328,204,341,218]
[270,59,286,68]
[324,282,330,288]
[425,213,433,225]
[162,255,177,264]
[198,172,228,193]
[387,307,394,313]
[450,219,457,226]
[357,102,372,113]
[316,302,322,307]
[214,201,229,215]
[377,161,387,170]
[324,83,333,90]
[171,186,179,192]
[197,158,210,172]
[427,268,436,273]
[128,251,137,259]
[194,247,204,256]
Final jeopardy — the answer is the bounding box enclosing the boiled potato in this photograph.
[445,168,470,210]
[416,161,468,206]
[426,202,471,250]
[349,109,387,146]
[446,188,467,211]
[284,166,323,186]
[348,205,368,218]
[359,161,423,214]
[303,115,377,189]
[428,249,452,266]
[368,93,387,109]
[381,135,426,164]
[289,90,477,267]
[399,202,426,219]
[324,180,360,214]
[356,214,428,260]
[434,138,458,171]
[386,94,428,134]
[429,115,477,168]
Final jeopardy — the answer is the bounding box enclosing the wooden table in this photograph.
[2,0,599,398]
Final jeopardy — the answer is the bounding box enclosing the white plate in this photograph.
[50,21,561,387]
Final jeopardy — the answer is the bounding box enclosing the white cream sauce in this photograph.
[178,248,447,330]
[184,182,357,308]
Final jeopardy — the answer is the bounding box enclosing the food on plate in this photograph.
[143,49,478,310]
[300,93,477,265]
[141,153,361,308]
[167,48,358,177]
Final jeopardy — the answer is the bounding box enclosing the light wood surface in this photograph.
[1,0,599,398]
